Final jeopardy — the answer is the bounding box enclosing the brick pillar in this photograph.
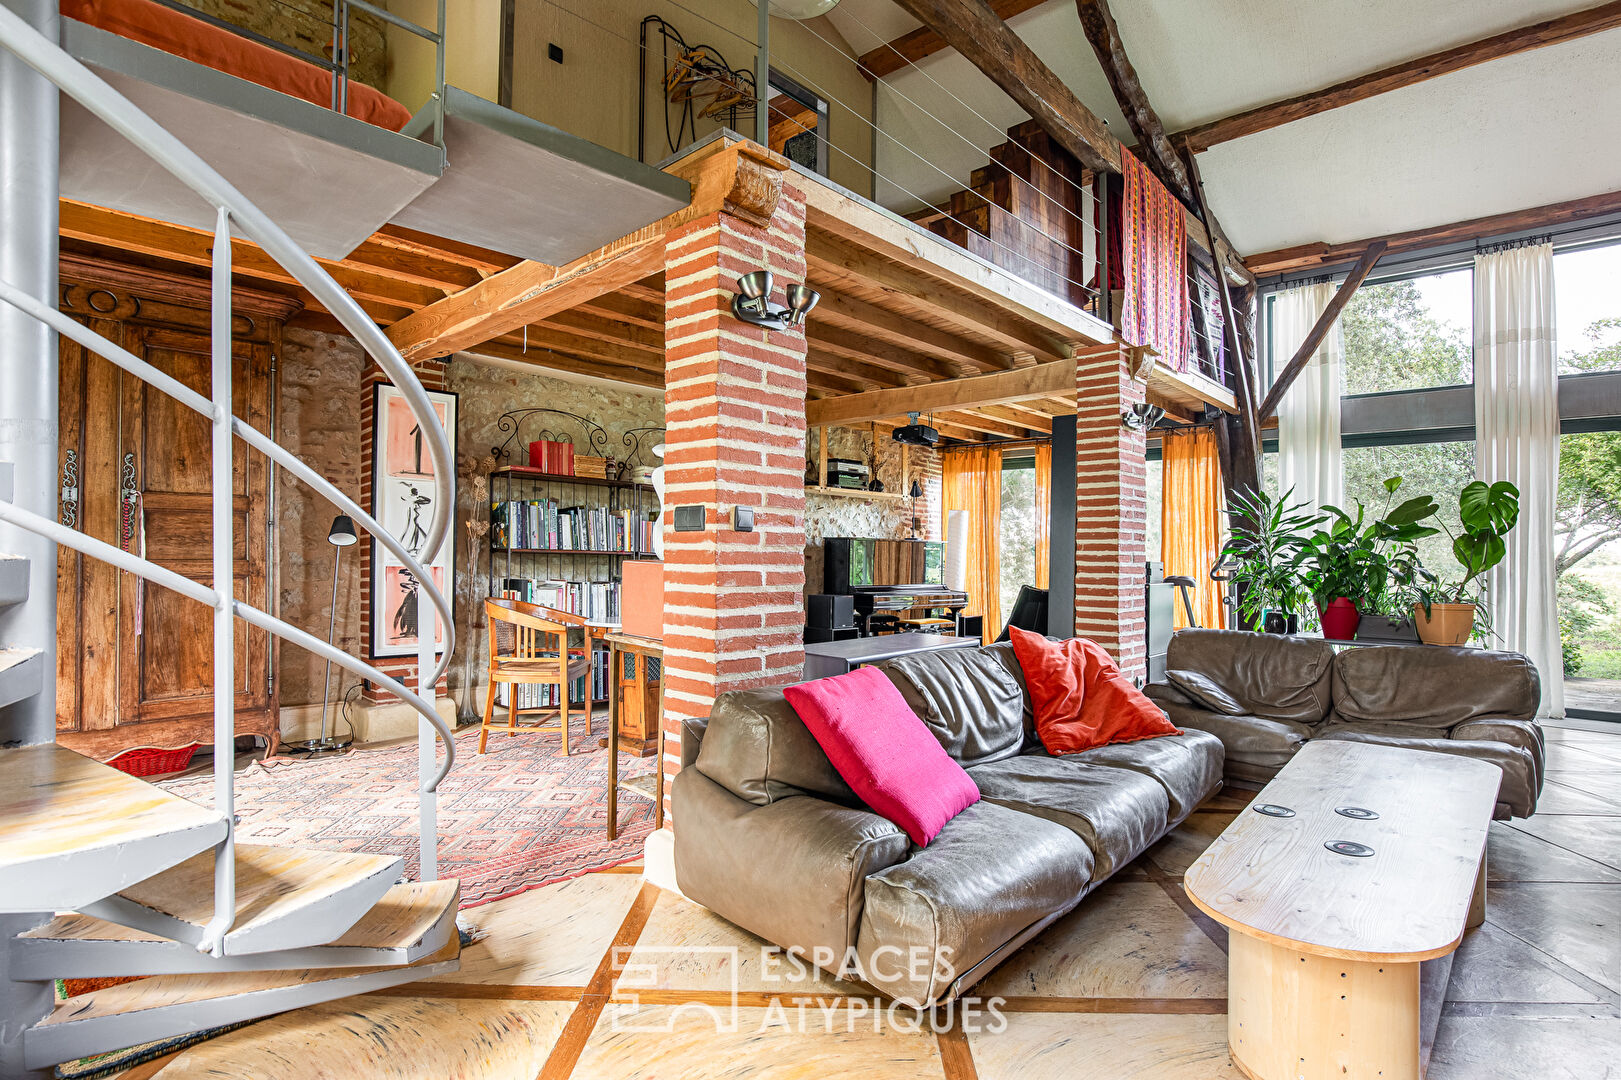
[360,358,451,703]
[1073,342,1148,679]
[660,182,809,823]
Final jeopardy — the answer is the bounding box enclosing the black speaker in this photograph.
[807,593,855,629]
[805,625,859,644]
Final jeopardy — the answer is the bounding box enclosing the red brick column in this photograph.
[1073,342,1149,679]
[360,358,451,703]
[660,182,810,823]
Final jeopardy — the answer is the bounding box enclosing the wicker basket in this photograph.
[106,743,200,777]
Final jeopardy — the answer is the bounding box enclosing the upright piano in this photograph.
[822,537,969,636]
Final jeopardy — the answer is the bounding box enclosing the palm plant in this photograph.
[1219,487,1323,629]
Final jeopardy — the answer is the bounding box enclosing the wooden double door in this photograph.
[55,254,298,760]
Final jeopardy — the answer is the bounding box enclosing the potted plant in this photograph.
[1409,480,1521,645]
[1302,479,1441,641]
[1218,487,1322,634]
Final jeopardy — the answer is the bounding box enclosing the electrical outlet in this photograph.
[732,506,754,532]
[548,43,564,63]
[673,505,706,532]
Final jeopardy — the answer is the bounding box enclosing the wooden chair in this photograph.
[481,598,598,756]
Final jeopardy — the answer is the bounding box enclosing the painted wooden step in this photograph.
[0,646,43,710]
[13,880,460,978]
[0,745,227,913]
[23,934,461,1069]
[85,845,405,956]
[0,553,27,606]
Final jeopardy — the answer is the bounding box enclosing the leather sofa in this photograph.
[1143,628,1544,818]
[671,641,1225,1008]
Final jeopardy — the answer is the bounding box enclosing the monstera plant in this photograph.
[1407,480,1521,645]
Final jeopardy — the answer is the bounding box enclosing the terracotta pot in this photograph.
[1413,602,1476,646]
[1318,597,1361,641]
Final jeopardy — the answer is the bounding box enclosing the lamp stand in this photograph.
[287,541,354,755]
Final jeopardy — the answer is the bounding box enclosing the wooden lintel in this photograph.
[1178,2,1621,153]
[386,136,790,361]
[1257,241,1387,421]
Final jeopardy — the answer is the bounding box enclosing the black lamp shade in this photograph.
[910,480,923,499]
[328,514,358,547]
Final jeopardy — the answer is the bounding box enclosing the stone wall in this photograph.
[803,425,940,598]
[273,329,664,726]
[174,0,389,90]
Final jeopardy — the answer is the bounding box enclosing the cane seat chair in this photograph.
[481,598,598,755]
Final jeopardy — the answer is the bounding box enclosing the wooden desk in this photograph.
[1184,741,1500,1080]
[603,631,662,841]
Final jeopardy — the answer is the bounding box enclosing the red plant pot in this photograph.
[1318,597,1361,641]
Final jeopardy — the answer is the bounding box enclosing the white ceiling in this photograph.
[820,0,1621,256]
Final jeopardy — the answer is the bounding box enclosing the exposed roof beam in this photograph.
[813,287,1011,373]
[975,403,1054,432]
[807,359,1074,427]
[1257,242,1386,422]
[1245,188,1621,276]
[468,339,663,389]
[1177,2,1621,153]
[1074,0,1191,202]
[808,322,963,381]
[934,410,1030,439]
[855,0,1047,80]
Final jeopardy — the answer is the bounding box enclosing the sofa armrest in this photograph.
[1143,682,1193,708]
[679,716,709,770]
[672,768,910,962]
[1451,717,1545,795]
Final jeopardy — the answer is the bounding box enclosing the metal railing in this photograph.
[0,5,455,956]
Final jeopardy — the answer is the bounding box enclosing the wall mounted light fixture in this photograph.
[1121,402,1166,432]
[732,270,820,331]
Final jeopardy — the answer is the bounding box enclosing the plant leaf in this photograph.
[1384,495,1439,527]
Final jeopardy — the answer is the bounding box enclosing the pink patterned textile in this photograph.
[1119,154,1191,373]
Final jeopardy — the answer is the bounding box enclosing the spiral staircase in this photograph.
[0,5,462,1072]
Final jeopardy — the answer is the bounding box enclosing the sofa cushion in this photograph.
[1314,727,1540,818]
[1165,628,1334,726]
[696,688,856,806]
[785,667,980,847]
[876,645,1029,766]
[1008,628,1180,755]
[1165,669,1245,715]
[856,800,1093,1007]
[1325,645,1541,732]
[1151,696,1313,785]
[1074,729,1226,820]
[967,754,1170,879]
[1453,717,1545,794]
[673,769,910,960]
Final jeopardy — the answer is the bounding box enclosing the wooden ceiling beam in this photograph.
[808,358,1074,427]
[368,224,520,277]
[933,411,1030,439]
[1257,241,1386,421]
[469,339,664,389]
[538,309,664,354]
[1074,0,1191,203]
[974,403,1053,433]
[1178,2,1621,153]
[576,291,665,332]
[1246,188,1621,275]
[806,347,917,392]
[855,0,1048,79]
[808,322,963,381]
[812,286,1011,373]
[492,326,665,375]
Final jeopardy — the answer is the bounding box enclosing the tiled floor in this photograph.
[121,722,1621,1079]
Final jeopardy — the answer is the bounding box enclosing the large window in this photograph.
[1555,244,1621,375]
[1342,442,1476,578]
[999,452,1037,618]
[1339,268,1473,394]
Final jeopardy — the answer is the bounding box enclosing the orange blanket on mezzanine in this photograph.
[62,0,414,132]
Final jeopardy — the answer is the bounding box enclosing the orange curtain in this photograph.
[942,446,1002,642]
[1032,442,1051,589]
[1160,428,1225,629]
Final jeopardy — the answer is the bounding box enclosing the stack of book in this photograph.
[492,500,652,553]
[575,454,611,480]
[527,439,576,475]
[496,576,622,625]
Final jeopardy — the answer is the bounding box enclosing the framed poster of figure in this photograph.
[370,382,457,659]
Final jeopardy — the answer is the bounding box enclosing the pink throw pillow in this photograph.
[783,666,980,846]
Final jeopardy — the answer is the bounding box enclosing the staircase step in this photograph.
[0,745,228,913]
[0,553,26,606]
[0,646,43,710]
[13,880,460,978]
[84,844,405,956]
[23,932,460,1069]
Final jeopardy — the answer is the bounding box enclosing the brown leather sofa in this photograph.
[1142,628,1544,818]
[671,641,1225,1008]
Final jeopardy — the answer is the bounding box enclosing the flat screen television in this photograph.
[823,537,946,594]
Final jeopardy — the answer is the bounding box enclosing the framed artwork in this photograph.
[371,383,457,659]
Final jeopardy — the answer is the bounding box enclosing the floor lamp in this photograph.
[289,514,358,754]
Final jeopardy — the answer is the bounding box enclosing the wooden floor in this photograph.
[117,722,1621,1079]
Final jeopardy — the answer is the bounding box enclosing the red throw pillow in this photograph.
[783,666,980,846]
[1008,626,1180,755]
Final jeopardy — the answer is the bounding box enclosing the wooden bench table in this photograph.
[1184,740,1501,1080]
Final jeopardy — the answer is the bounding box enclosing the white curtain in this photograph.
[1273,283,1344,518]
[1474,242,1561,717]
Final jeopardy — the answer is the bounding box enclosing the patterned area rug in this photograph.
[158,720,656,907]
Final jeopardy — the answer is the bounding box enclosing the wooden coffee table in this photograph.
[1184,740,1501,1080]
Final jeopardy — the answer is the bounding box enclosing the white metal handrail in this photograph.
[0,6,456,956]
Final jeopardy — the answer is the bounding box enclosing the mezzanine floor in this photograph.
[115,722,1621,1079]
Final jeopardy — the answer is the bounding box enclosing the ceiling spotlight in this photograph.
[1121,402,1166,432]
[731,269,820,332]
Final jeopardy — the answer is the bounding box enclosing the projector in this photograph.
[891,412,939,447]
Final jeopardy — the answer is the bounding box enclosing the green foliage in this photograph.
[1219,487,1323,626]
[1300,476,1439,614]
[1558,575,1614,677]
[1340,278,1471,394]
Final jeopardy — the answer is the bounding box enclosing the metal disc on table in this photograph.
[1336,806,1380,820]
[1253,803,1296,818]
[1325,840,1376,858]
